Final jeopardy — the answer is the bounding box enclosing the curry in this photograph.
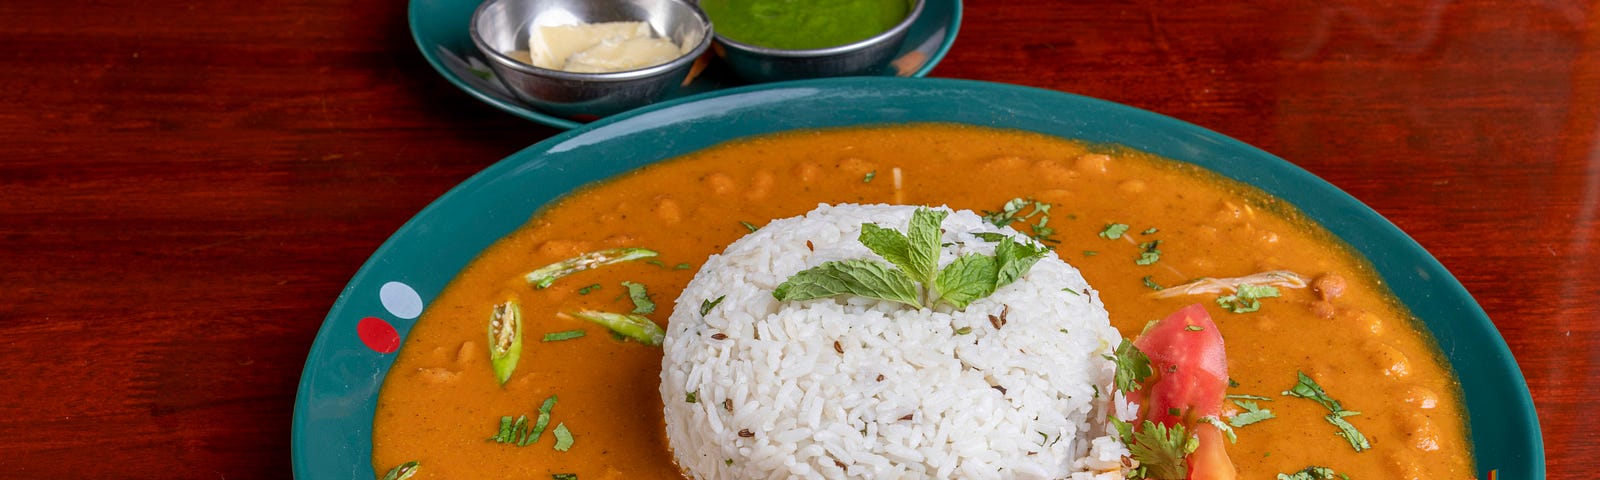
[372,124,1473,479]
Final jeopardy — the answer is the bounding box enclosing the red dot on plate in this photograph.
[357,317,401,354]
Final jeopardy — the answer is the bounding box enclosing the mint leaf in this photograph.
[993,236,1049,289]
[859,222,913,274]
[773,259,922,308]
[905,208,947,284]
[932,253,999,309]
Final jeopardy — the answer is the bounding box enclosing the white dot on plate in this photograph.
[379,281,424,320]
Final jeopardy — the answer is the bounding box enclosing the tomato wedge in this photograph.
[1131,303,1237,480]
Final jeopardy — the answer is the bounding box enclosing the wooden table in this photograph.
[1,0,1589,478]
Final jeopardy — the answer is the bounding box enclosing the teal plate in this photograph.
[291,78,1543,479]
[408,0,963,129]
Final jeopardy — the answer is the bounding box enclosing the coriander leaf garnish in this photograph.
[1282,371,1342,411]
[1142,276,1163,290]
[552,423,574,451]
[568,311,665,346]
[542,330,585,342]
[1228,400,1275,427]
[1141,227,1160,235]
[1107,340,1153,392]
[773,259,923,308]
[1202,416,1238,443]
[1082,250,1099,256]
[685,391,699,403]
[1125,420,1196,480]
[621,281,655,314]
[532,395,557,443]
[577,284,601,295]
[379,461,419,480]
[1277,466,1344,480]
[524,248,658,289]
[1136,240,1163,265]
[739,221,760,232]
[1282,372,1370,452]
[1099,223,1130,240]
[674,263,693,270]
[489,395,558,448]
[553,474,578,480]
[981,197,1060,244]
[1216,283,1280,313]
[699,295,726,316]
[1225,393,1271,400]
[863,171,875,183]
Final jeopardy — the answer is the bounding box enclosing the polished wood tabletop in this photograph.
[1,0,1590,478]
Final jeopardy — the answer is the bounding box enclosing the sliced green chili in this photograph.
[488,300,523,385]
[524,248,658,289]
[568,311,664,346]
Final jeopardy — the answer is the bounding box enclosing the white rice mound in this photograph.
[661,204,1128,480]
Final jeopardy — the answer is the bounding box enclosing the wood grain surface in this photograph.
[0,0,1591,478]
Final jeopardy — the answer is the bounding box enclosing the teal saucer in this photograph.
[408,0,963,129]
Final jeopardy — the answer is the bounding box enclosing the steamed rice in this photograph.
[660,204,1127,479]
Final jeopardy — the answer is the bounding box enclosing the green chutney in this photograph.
[700,0,912,50]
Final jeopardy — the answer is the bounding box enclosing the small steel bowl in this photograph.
[470,0,713,118]
[706,0,926,84]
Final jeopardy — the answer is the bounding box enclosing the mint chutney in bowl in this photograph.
[699,0,926,82]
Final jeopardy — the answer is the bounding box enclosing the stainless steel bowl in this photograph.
[706,0,925,84]
[470,0,713,117]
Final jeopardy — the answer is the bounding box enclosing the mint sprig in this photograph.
[773,208,1049,310]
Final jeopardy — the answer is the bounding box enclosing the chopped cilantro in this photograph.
[1283,372,1370,452]
[621,281,655,314]
[541,330,586,342]
[552,423,574,451]
[1141,227,1159,235]
[576,284,601,295]
[1062,287,1080,295]
[1216,283,1280,313]
[552,474,578,480]
[674,263,693,270]
[1107,340,1153,392]
[954,326,973,335]
[739,221,759,232]
[1277,466,1344,480]
[1125,419,1196,480]
[1142,276,1163,290]
[1136,240,1163,265]
[1185,325,1203,331]
[1083,250,1099,257]
[863,171,876,183]
[1229,400,1275,427]
[685,390,699,403]
[699,295,726,316]
[1099,223,1130,239]
[981,197,1061,244]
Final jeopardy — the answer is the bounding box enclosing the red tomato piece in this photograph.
[1132,303,1236,480]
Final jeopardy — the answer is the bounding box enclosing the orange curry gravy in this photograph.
[372,124,1473,479]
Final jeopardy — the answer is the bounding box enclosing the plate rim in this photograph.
[406,0,965,130]
[291,77,1544,479]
